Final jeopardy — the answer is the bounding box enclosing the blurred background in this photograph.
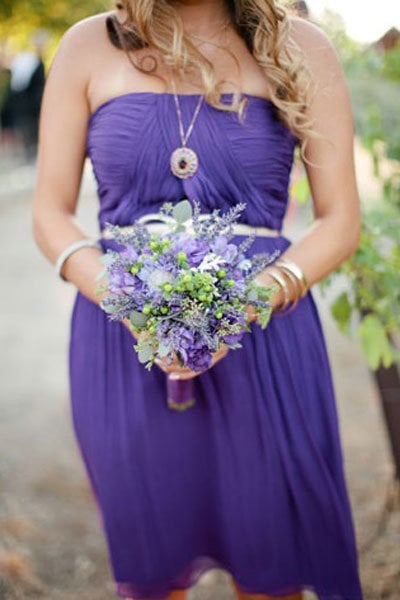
[0,1,399,599]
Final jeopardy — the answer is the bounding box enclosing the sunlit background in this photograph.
[307,0,400,42]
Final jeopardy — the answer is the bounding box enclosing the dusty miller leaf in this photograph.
[173,199,193,223]
[158,343,171,358]
[138,346,154,364]
[130,310,150,328]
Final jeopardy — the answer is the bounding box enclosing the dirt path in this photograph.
[0,153,399,600]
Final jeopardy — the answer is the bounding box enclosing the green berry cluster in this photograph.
[148,236,172,255]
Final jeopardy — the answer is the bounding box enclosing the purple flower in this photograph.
[174,327,195,360]
[136,265,153,282]
[186,341,213,371]
[221,331,244,345]
[119,246,139,263]
[211,235,238,262]
[172,233,209,267]
[170,327,212,372]
[109,267,137,294]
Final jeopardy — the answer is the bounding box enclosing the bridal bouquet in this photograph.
[96,199,280,411]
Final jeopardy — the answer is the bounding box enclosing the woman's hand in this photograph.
[121,317,229,380]
[244,271,285,324]
[121,317,143,341]
[155,345,229,381]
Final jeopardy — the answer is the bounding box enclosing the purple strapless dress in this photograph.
[69,92,364,600]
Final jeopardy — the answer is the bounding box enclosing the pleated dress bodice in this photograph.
[86,91,298,232]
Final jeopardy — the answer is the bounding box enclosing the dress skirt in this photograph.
[69,232,364,600]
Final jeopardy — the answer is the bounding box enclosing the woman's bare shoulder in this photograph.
[62,10,114,42]
[286,14,348,104]
[287,15,335,49]
[52,11,117,70]
[286,15,342,72]
[46,10,124,108]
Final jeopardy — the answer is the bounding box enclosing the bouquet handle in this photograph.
[166,376,196,411]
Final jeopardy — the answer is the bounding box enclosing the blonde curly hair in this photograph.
[106,0,318,159]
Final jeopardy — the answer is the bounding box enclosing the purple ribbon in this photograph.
[166,377,196,411]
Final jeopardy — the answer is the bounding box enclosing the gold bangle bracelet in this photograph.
[273,271,299,316]
[274,258,308,297]
[275,264,302,303]
[267,265,301,317]
[262,266,291,310]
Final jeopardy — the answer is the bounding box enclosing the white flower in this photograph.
[196,252,227,273]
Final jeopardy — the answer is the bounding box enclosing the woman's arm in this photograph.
[255,17,361,299]
[31,14,226,378]
[32,17,108,305]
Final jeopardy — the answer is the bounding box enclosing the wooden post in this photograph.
[374,357,400,480]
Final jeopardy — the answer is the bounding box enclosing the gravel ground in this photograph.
[0,155,399,600]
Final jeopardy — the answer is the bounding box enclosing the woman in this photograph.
[32,1,363,599]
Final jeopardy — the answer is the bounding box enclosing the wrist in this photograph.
[261,257,309,316]
[56,238,102,282]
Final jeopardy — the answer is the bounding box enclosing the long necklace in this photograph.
[169,77,205,179]
[168,18,232,179]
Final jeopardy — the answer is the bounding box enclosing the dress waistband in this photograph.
[101,213,281,239]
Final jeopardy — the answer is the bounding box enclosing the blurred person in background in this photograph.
[0,30,47,162]
[0,49,14,151]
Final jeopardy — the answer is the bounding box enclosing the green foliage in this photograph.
[316,8,361,66]
[0,0,110,49]
[319,207,400,369]
[330,292,352,334]
[382,43,400,82]
[356,314,395,370]
[316,8,400,175]
[299,10,400,370]
[347,74,400,174]
[130,310,150,329]
[291,174,310,205]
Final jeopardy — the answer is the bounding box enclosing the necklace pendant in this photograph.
[170,146,199,179]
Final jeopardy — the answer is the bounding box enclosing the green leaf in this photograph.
[291,175,310,205]
[173,199,193,223]
[130,310,150,328]
[99,253,114,265]
[247,288,258,302]
[256,283,279,301]
[258,307,273,329]
[226,342,242,349]
[95,269,106,281]
[330,292,353,334]
[138,345,154,364]
[101,303,120,314]
[356,314,394,370]
[158,343,171,358]
[94,282,108,295]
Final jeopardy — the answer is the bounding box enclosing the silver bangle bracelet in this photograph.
[55,238,102,282]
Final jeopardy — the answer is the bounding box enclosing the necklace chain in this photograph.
[186,18,231,47]
[169,74,205,179]
[171,78,204,147]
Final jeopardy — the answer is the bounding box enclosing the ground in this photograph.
[0,145,399,599]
